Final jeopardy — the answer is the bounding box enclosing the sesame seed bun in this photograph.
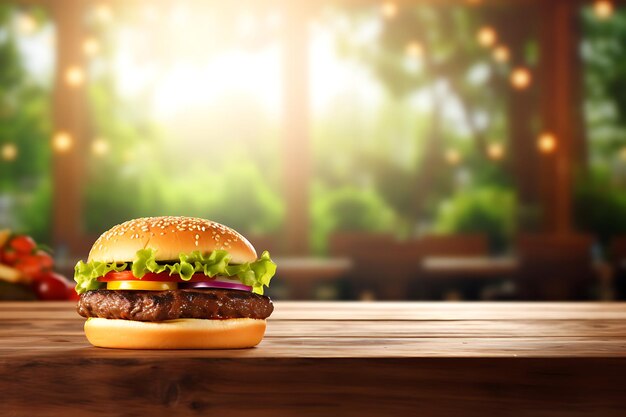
[88,216,257,264]
[84,317,267,349]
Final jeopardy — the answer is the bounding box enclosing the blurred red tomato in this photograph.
[33,272,71,300]
[15,255,44,278]
[33,251,54,271]
[66,286,80,301]
[10,235,36,254]
[1,249,18,265]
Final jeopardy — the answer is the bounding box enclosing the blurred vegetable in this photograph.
[32,272,72,301]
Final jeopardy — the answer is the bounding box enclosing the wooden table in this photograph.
[2,302,626,416]
[421,256,519,278]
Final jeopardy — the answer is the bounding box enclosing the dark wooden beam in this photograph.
[281,4,312,255]
[538,0,583,234]
[51,0,88,255]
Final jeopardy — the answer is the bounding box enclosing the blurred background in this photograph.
[1,0,626,301]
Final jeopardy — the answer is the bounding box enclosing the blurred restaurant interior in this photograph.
[1,0,626,301]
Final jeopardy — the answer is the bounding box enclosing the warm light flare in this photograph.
[510,67,531,90]
[83,37,100,57]
[17,13,36,35]
[91,138,109,157]
[95,3,113,22]
[477,26,497,48]
[594,1,614,20]
[487,143,504,160]
[65,66,85,87]
[53,132,73,153]
[381,2,398,19]
[1,143,17,161]
[538,133,557,154]
[445,149,461,165]
[405,41,424,58]
[493,45,510,63]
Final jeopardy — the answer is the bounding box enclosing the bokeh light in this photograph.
[477,26,497,48]
[1,143,18,161]
[493,45,510,63]
[510,67,531,90]
[52,132,73,153]
[594,1,614,20]
[65,66,85,87]
[537,133,557,154]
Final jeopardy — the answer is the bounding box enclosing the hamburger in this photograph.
[74,216,277,349]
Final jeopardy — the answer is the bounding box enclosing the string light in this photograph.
[82,37,100,57]
[445,149,461,165]
[510,67,531,90]
[52,132,73,153]
[477,26,497,48]
[487,143,504,160]
[405,41,424,58]
[17,13,36,34]
[381,1,398,19]
[537,132,557,154]
[94,3,113,22]
[1,143,17,161]
[594,0,614,20]
[493,45,510,63]
[65,66,85,87]
[91,138,109,157]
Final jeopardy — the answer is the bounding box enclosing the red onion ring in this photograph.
[181,280,252,292]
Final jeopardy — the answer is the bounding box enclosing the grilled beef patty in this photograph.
[77,289,273,321]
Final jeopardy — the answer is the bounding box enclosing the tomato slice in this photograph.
[99,270,215,282]
[106,281,178,291]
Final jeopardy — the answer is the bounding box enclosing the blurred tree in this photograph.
[313,5,517,243]
[0,6,53,242]
[434,185,516,252]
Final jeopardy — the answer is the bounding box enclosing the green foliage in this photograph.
[311,186,396,253]
[582,7,626,160]
[435,186,516,252]
[0,6,52,243]
[574,169,626,244]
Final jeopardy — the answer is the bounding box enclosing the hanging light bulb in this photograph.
[493,45,510,63]
[537,132,557,154]
[445,149,461,165]
[594,1,614,20]
[52,132,73,153]
[82,37,100,57]
[477,26,497,48]
[91,138,109,157]
[94,3,113,22]
[17,13,37,34]
[487,143,504,160]
[65,66,85,87]
[510,67,531,90]
[381,1,398,19]
[405,41,424,58]
[1,143,17,161]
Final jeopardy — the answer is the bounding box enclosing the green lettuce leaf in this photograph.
[73,260,127,294]
[74,249,277,295]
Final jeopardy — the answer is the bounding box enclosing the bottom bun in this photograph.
[84,317,267,349]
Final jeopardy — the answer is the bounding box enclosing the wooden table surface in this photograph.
[2,301,626,416]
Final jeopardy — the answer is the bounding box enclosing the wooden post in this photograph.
[538,0,583,234]
[51,0,88,255]
[281,4,311,255]
[504,6,542,229]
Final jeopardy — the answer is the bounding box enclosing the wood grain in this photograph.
[2,301,626,416]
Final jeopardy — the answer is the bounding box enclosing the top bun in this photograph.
[88,216,257,264]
